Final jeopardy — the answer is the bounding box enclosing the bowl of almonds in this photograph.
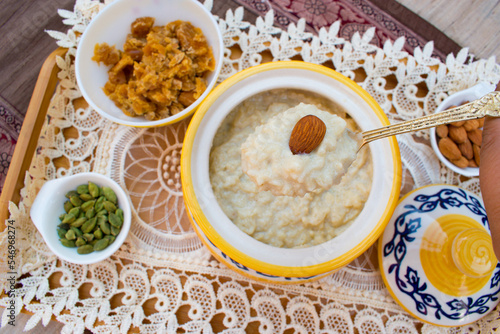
[430,82,496,177]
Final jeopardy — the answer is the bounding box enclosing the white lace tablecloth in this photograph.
[2,0,500,332]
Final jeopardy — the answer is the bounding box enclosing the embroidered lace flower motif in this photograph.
[290,0,340,28]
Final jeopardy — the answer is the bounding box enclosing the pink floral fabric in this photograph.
[234,0,446,60]
[0,97,23,194]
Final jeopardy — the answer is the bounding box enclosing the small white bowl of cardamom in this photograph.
[30,172,131,264]
[430,82,495,177]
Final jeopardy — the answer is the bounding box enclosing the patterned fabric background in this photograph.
[235,0,447,59]
[0,97,22,193]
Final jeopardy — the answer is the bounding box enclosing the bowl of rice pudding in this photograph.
[181,61,402,283]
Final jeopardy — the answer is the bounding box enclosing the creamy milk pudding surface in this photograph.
[209,89,372,248]
[241,103,359,197]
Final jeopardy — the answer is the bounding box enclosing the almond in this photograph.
[477,117,485,128]
[451,156,469,168]
[468,159,478,168]
[464,119,480,131]
[468,129,483,146]
[458,139,473,160]
[450,120,466,127]
[449,126,467,143]
[473,143,481,166]
[436,124,448,138]
[439,137,462,160]
[289,115,327,155]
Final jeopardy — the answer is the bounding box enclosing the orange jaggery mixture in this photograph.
[92,17,215,120]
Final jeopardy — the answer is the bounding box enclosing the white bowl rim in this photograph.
[75,0,224,127]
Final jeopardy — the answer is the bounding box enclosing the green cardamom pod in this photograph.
[103,187,117,204]
[86,207,96,219]
[64,201,74,213]
[71,217,87,228]
[59,213,66,221]
[81,217,97,234]
[60,238,76,248]
[100,221,111,235]
[71,226,83,237]
[104,235,115,244]
[62,213,76,224]
[88,181,100,198]
[57,228,67,239]
[77,184,89,195]
[81,200,96,212]
[83,233,94,242]
[95,196,105,212]
[66,190,79,198]
[65,229,76,240]
[70,195,83,207]
[115,208,124,222]
[77,244,94,254]
[79,193,93,202]
[96,209,107,217]
[93,229,103,240]
[75,237,86,247]
[93,238,109,251]
[109,212,123,228]
[103,201,117,213]
[97,215,108,225]
[58,222,70,230]
[110,225,121,236]
[68,207,80,218]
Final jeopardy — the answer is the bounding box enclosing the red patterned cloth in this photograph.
[234,0,448,60]
[0,97,23,194]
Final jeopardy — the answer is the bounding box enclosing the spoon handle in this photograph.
[359,91,500,149]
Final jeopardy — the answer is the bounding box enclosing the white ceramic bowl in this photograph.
[181,61,402,283]
[30,173,131,265]
[430,82,495,177]
[75,0,223,127]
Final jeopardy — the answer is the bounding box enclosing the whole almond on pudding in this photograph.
[448,125,467,143]
[438,137,462,160]
[289,115,326,155]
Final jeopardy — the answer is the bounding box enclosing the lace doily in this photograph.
[2,0,500,332]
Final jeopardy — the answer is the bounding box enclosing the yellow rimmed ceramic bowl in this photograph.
[75,0,223,127]
[181,61,402,283]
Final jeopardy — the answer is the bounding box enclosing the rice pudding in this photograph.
[209,89,372,248]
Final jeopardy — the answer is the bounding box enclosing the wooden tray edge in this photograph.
[0,48,67,230]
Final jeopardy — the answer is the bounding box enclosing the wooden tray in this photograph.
[0,48,67,229]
